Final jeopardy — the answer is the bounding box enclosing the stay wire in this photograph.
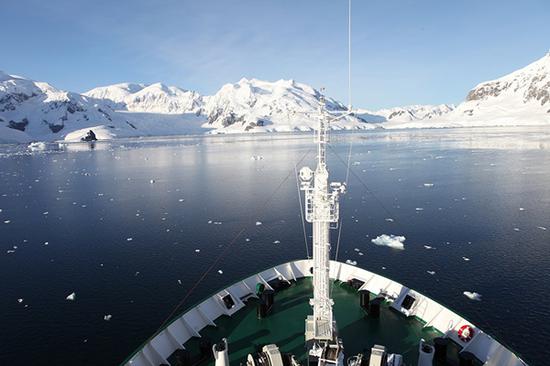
[327,143,408,234]
[154,147,313,334]
[295,163,311,259]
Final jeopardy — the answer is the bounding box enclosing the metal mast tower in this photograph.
[300,95,346,364]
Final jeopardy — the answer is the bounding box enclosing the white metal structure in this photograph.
[300,96,346,341]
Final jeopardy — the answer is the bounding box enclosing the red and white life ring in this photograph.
[458,324,475,342]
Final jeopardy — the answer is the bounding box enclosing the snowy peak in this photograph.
[84,82,203,114]
[203,77,365,133]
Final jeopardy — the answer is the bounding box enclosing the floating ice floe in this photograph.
[415,208,424,211]
[44,242,49,246]
[66,292,76,301]
[345,259,357,266]
[519,207,525,211]
[385,218,394,222]
[273,240,280,244]
[245,238,251,242]
[218,270,223,274]
[28,142,47,151]
[255,221,262,226]
[513,228,520,232]
[7,250,15,254]
[103,314,112,321]
[371,234,405,250]
[4,220,11,224]
[537,226,547,231]
[462,256,470,261]
[178,198,184,202]
[177,280,182,285]
[427,271,436,275]
[126,237,133,242]
[463,291,482,301]
[423,245,435,250]
[194,249,200,253]
[213,221,222,225]
[423,183,434,187]
[207,220,212,224]
[17,298,24,303]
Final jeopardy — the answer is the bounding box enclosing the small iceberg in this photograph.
[103,314,112,321]
[66,292,76,301]
[371,234,405,250]
[462,256,470,261]
[423,245,436,250]
[28,141,47,151]
[423,183,434,187]
[255,221,262,226]
[345,259,357,266]
[426,271,436,275]
[463,291,482,301]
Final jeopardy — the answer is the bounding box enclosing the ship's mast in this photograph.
[300,94,345,346]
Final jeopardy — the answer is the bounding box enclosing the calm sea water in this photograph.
[1,127,549,366]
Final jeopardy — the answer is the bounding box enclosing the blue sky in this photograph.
[3,0,549,109]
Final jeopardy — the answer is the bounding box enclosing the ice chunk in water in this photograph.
[66,292,76,301]
[371,234,405,250]
[463,291,482,301]
[103,314,112,321]
[345,259,357,266]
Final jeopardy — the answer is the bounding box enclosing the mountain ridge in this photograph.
[2,52,550,143]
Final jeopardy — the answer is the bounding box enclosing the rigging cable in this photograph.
[154,148,313,334]
[295,163,311,259]
[328,143,408,234]
[333,0,354,265]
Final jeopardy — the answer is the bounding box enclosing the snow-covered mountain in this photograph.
[356,104,455,123]
[2,52,549,143]
[387,53,550,129]
[0,72,207,143]
[84,82,203,114]
[203,78,371,133]
[0,71,126,143]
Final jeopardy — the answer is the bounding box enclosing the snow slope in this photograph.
[387,53,550,129]
[203,78,372,133]
[84,83,203,114]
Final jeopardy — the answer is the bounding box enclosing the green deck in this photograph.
[169,278,480,366]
